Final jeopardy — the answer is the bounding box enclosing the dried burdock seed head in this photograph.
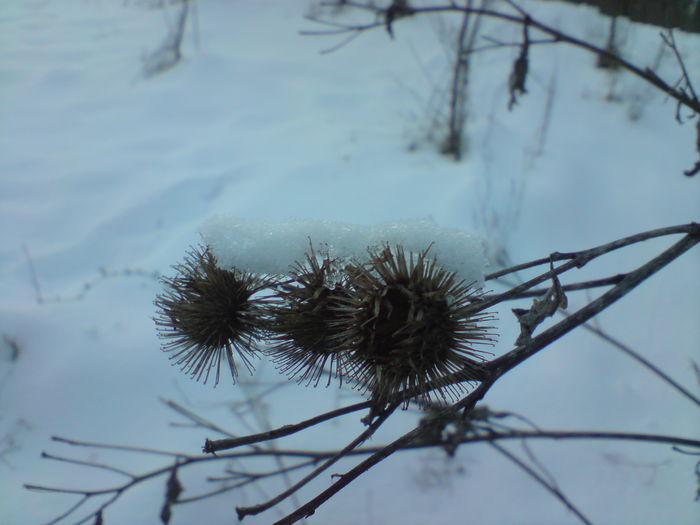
[154,245,272,386]
[267,244,350,387]
[336,244,496,405]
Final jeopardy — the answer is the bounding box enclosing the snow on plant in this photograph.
[29,222,700,525]
[199,215,488,284]
[155,217,495,404]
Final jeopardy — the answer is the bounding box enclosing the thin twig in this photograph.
[574,318,700,409]
[482,274,629,303]
[41,452,134,479]
[487,228,700,375]
[162,397,237,439]
[488,441,593,525]
[306,2,700,113]
[238,401,399,520]
[51,436,190,458]
[179,459,316,504]
[481,223,697,308]
[23,244,44,303]
[204,399,372,453]
[660,30,698,104]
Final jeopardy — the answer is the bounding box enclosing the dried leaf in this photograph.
[508,22,530,110]
[513,263,567,345]
[160,465,183,524]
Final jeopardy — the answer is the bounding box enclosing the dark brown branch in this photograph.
[237,401,399,520]
[34,428,700,468]
[477,223,699,313]
[204,399,372,453]
[271,380,492,525]
[487,227,700,375]
[26,426,700,524]
[482,274,628,302]
[425,429,700,453]
[485,224,697,281]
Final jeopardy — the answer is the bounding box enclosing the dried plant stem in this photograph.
[574,319,700,409]
[487,228,699,374]
[205,399,373,453]
[488,441,592,525]
[481,223,698,307]
[26,428,700,525]
[27,224,700,525]
[306,2,700,114]
[237,401,399,520]
[272,227,700,524]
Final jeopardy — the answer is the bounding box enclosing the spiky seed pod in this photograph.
[267,247,350,386]
[154,246,272,386]
[335,244,496,405]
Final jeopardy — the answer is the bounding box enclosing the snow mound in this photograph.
[200,216,488,285]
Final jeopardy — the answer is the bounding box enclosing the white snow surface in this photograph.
[201,215,487,284]
[1,1,699,524]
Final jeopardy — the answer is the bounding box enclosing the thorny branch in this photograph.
[26,223,700,524]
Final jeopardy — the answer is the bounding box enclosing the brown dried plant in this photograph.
[266,245,351,386]
[334,245,496,404]
[154,246,272,385]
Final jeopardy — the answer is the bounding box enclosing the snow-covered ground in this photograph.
[1,1,699,524]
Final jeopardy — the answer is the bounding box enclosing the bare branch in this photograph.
[204,399,372,453]
[51,436,189,459]
[487,227,700,375]
[573,318,700,409]
[305,2,700,126]
[28,223,700,524]
[237,401,399,520]
[488,441,593,525]
[41,452,135,479]
[484,224,698,281]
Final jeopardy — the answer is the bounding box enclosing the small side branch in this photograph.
[237,401,399,521]
[488,227,700,376]
[204,400,372,453]
[488,441,593,525]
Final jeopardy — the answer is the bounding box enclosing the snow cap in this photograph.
[200,216,488,286]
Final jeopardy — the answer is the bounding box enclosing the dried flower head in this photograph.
[335,245,496,404]
[266,245,349,386]
[154,246,271,385]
